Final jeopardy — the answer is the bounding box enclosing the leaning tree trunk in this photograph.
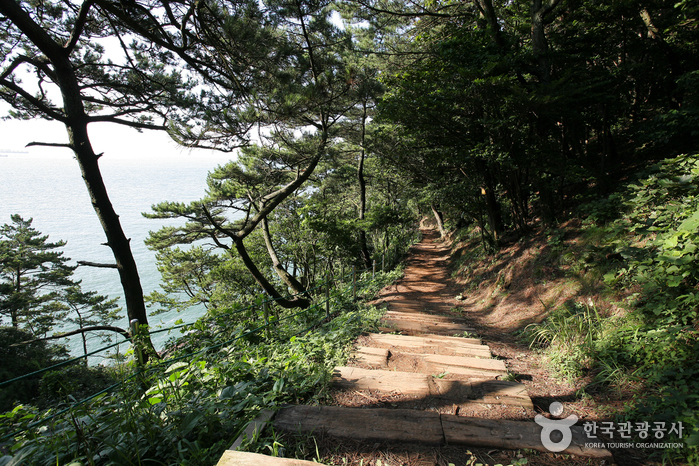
[430,204,447,238]
[66,120,157,362]
[261,217,308,295]
[233,238,310,309]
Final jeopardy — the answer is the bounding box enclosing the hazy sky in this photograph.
[0,113,218,160]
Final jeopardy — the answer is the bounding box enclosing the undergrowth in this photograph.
[0,268,403,465]
[523,153,699,463]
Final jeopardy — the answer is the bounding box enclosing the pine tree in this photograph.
[0,215,75,333]
[55,284,122,362]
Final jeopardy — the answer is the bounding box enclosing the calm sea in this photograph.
[0,146,230,360]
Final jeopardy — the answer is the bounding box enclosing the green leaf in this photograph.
[667,276,683,287]
[678,211,699,232]
[219,386,237,400]
[179,412,205,437]
[664,235,679,248]
[165,361,189,374]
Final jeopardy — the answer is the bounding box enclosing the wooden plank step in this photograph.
[274,405,444,446]
[332,366,431,396]
[380,342,491,359]
[274,406,611,458]
[389,299,452,306]
[388,301,454,313]
[441,415,612,458]
[352,347,388,368]
[380,319,476,336]
[384,310,471,324]
[229,409,274,449]
[416,353,507,376]
[432,379,534,409]
[368,332,484,349]
[332,367,533,409]
[217,451,324,466]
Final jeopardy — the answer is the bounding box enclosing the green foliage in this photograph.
[524,300,606,379]
[0,327,67,413]
[0,269,399,465]
[525,153,699,462]
[56,284,122,358]
[38,366,117,407]
[0,215,76,334]
[145,246,259,315]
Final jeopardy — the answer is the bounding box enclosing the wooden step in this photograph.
[332,366,431,396]
[217,451,324,466]
[274,405,444,446]
[332,367,533,408]
[441,415,611,458]
[413,353,507,377]
[274,406,612,458]
[384,310,471,324]
[432,379,534,409]
[380,319,476,336]
[388,301,454,314]
[367,333,486,355]
[352,347,388,368]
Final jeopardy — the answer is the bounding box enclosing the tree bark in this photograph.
[530,0,560,84]
[430,204,447,238]
[233,238,310,309]
[261,217,307,295]
[475,0,506,51]
[357,100,372,269]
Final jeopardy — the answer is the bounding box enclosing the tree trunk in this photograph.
[430,204,447,238]
[12,268,20,327]
[233,238,310,309]
[262,217,307,295]
[480,165,503,244]
[530,0,560,84]
[67,121,156,361]
[357,100,372,269]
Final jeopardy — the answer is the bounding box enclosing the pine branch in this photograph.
[77,260,118,269]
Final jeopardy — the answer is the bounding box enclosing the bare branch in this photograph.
[12,325,132,346]
[26,141,72,149]
[1,55,55,81]
[351,0,467,18]
[86,114,167,130]
[77,260,118,268]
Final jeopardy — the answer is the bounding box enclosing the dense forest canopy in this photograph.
[1,0,698,464]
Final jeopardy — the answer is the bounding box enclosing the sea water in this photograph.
[0,132,232,361]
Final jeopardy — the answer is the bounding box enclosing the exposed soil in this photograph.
[284,226,654,466]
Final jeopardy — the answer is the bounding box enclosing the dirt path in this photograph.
[374,229,454,307]
[264,230,615,466]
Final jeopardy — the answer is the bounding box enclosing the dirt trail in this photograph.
[375,229,453,306]
[266,229,614,466]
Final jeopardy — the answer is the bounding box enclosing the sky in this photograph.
[0,113,218,160]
